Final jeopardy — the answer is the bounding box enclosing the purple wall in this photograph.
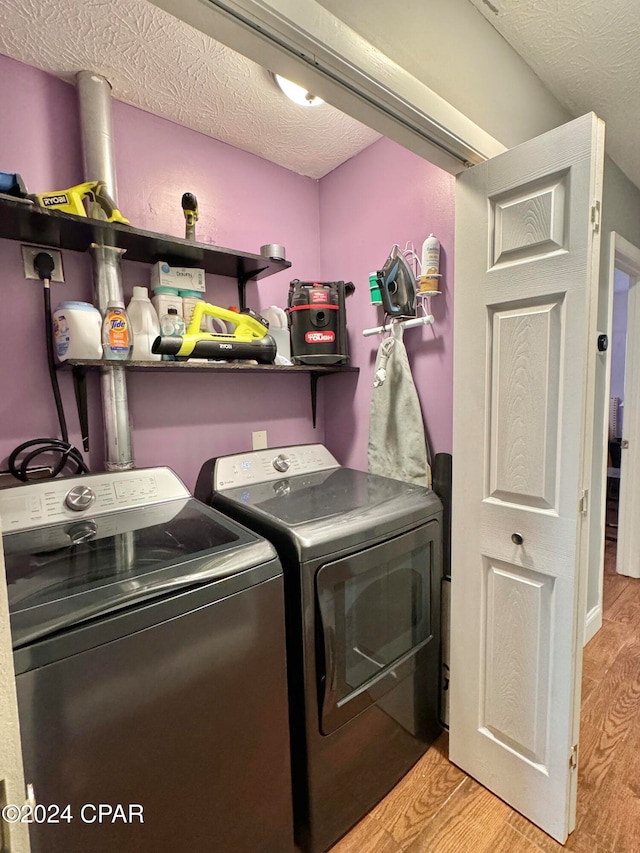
[0,56,322,490]
[0,55,455,488]
[320,137,455,471]
[0,61,105,475]
[0,58,83,194]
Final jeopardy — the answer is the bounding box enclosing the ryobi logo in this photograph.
[42,194,69,206]
[305,331,335,344]
[220,344,233,349]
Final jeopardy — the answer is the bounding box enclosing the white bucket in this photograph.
[53,301,103,361]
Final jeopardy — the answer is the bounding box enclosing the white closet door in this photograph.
[450,112,605,843]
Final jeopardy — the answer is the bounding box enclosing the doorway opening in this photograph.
[607,235,640,579]
[605,268,629,546]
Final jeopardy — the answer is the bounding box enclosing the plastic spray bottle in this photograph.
[419,233,441,293]
[159,307,186,361]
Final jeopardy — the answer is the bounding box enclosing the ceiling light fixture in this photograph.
[273,74,324,107]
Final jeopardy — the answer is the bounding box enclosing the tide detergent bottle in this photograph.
[102,302,132,361]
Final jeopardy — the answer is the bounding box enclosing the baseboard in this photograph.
[584,603,602,646]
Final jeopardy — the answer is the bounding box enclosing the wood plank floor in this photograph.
[330,541,640,853]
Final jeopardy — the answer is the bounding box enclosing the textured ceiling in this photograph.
[6,0,638,187]
[468,0,640,189]
[0,0,381,180]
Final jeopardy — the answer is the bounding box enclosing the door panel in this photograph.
[491,171,568,266]
[483,558,552,765]
[488,296,563,509]
[451,113,605,843]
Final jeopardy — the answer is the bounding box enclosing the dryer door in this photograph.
[316,521,441,735]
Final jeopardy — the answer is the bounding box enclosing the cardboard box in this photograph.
[151,262,206,293]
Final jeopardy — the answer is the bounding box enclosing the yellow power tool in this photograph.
[34,181,129,224]
[152,302,277,363]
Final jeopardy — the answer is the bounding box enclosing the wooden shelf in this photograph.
[0,196,291,282]
[65,359,358,376]
[65,360,359,428]
[0,195,356,431]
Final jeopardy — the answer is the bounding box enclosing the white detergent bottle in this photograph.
[126,286,161,361]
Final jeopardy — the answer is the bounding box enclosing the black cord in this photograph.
[7,252,90,482]
[8,439,88,481]
[43,282,69,443]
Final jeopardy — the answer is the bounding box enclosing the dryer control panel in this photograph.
[215,444,339,490]
[0,467,190,532]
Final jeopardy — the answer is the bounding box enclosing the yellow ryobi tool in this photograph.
[34,181,129,224]
[152,301,277,363]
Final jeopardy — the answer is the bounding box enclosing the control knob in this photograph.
[64,485,96,512]
[272,454,291,473]
[68,521,98,544]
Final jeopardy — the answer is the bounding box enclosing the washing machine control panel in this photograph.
[215,444,340,489]
[0,467,190,532]
[65,485,96,512]
[272,454,291,473]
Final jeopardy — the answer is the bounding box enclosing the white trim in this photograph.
[150,0,506,174]
[584,603,602,645]
[613,234,640,275]
[569,114,606,832]
[583,230,616,648]
[614,234,640,578]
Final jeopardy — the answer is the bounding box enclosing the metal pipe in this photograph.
[99,364,134,471]
[77,71,134,471]
[76,71,119,214]
[90,244,126,313]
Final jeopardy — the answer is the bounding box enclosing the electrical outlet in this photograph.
[252,430,268,450]
[22,245,65,282]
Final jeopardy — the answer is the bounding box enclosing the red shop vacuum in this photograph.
[287,279,354,365]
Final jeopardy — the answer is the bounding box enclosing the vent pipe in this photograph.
[76,71,134,470]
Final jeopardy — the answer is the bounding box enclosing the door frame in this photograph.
[148,0,506,174]
[611,233,640,577]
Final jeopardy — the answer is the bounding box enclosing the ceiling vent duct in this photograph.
[76,71,134,471]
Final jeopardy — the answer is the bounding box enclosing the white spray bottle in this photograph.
[419,233,440,293]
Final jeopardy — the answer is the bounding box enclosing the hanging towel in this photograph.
[368,323,430,487]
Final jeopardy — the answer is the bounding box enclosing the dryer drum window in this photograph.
[316,522,439,735]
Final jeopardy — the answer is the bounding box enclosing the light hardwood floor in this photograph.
[331,542,640,853]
